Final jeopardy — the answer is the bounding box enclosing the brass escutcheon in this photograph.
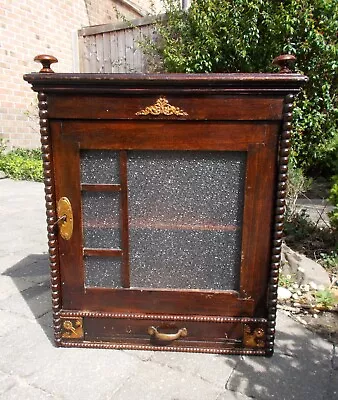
[57,197,73,240]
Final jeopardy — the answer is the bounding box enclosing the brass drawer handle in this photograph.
[148,326,188,342]
[56,197,73,240]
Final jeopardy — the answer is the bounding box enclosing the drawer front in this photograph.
[48,94,283,121]
[80,316,267,351]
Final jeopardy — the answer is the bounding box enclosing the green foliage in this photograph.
[328,176,338,231]
[0,148,43,182]
[278,273,295,288]
[0,138,7,154]
[319,251,338,272]
[147,0,338,174]
[315,288,336,308]
[284,208,336,264]
[285,209,316,243]
[286,160,312,218]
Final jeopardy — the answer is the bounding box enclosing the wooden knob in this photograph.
[34,54,58,73]
[272,54,296,73]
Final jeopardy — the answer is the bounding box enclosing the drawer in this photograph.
[80,316,267,351]
[47,94,283,121]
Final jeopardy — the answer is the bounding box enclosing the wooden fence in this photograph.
[78,15,159,73]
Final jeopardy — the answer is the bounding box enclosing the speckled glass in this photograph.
[85,256,122,287]
[80,150,120,184]
[127,151,246,290]
[82,191,121,249]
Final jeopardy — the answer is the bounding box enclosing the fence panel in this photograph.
[78,16,158,73]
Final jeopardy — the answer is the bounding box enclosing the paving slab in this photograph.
[326,370,338,400]
[0,252,47,274]
[2,253,49,283]
[25,348,144,400]
[0,371,59,399]
[0,178,336,400]
[108,362,224,400]
[151,351,238,389]
[0,275,38,301]
[0,280,51,320]
[333,345,338,370]
[216,391,255,400]
[0,309,31,338]
[227,312,333,400]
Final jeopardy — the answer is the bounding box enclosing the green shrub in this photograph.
[286,160,312,218]
[315,288,336,308]
[0,148,43,182]
[328,176,338,231]
[147,0,338,175]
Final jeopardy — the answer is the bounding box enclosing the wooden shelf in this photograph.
[83,218,240,232]
[81,183,121,192]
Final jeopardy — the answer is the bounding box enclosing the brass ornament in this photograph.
[57,197,73,240]
[136,97,188,116]
[243,324,265,348]
[61,318,84,339]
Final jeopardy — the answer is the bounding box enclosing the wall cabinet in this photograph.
[25,56,306,355]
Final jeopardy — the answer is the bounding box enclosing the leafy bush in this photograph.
[0,148,43,182]
[328,176,338,231]
[286,161,312,219]
[147,0,338,174]
[315,288,336,308]
[319,251,338,272]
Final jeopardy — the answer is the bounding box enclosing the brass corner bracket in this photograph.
[61,317,84,339]
[136,96,188,116]
[243,324,265,348]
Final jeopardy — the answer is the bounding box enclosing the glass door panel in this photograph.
[82,191,121,249]
[80,150,123,288]
[81,150,120,184]
[127,151,246,291]
[84,256,122,288]
[79,149,246,291]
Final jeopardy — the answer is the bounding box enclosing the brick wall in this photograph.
[86,0,140,25]
[0,0,149,149]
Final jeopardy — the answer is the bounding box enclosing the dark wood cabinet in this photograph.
[24,57,307,355]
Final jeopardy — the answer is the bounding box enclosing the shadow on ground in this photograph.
[225,312,335,399]
[1,254,336,400]
[2,253,54,343]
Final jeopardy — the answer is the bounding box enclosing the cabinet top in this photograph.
[24,72,307,95]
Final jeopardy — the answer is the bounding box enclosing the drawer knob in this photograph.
[34,54,58,73]
[272,54,296,73]
[148,326,188,342]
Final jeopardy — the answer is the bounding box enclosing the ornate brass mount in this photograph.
[61,317,84,339]
[148,326,188,342]
[243,324,265,348]
[56,197,73,240]
[136,97,188,116]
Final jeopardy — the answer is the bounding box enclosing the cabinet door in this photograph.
[52,120,278,317]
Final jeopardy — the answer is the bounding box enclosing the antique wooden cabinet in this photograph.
[24,55,307,356]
